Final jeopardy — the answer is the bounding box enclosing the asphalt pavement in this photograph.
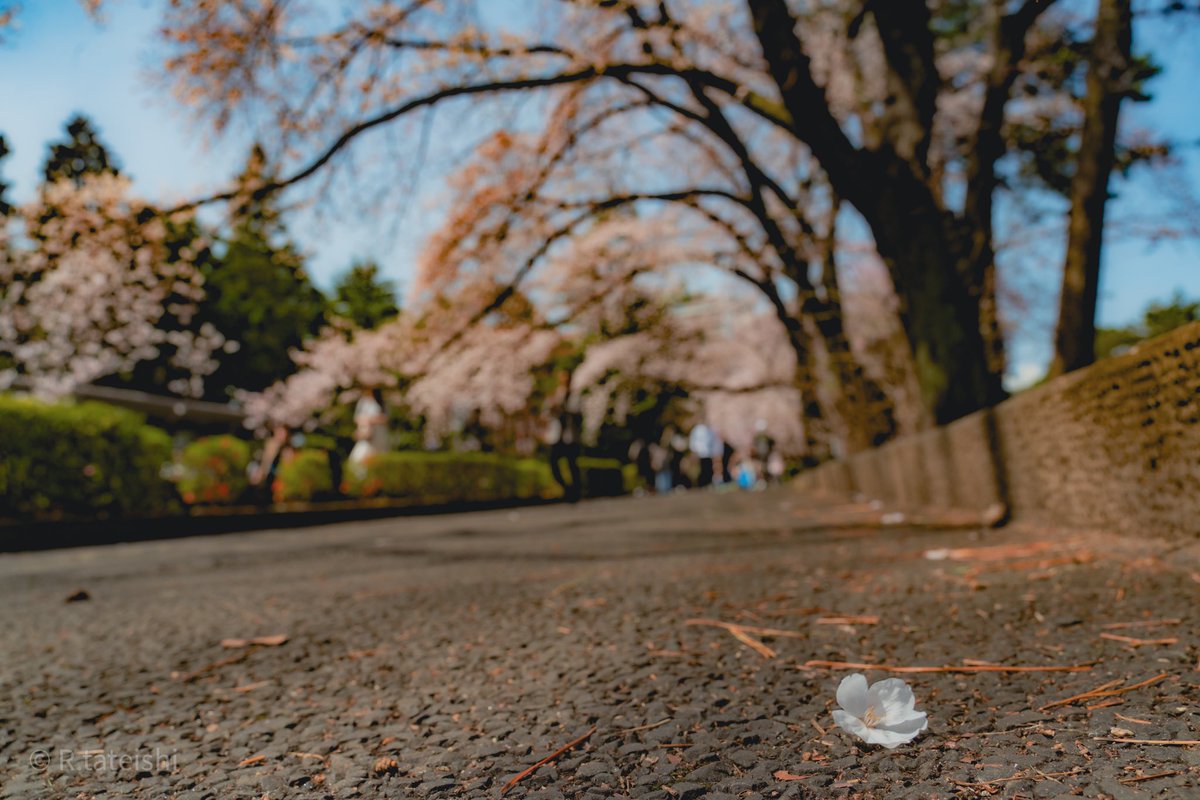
[1,488,1197,799]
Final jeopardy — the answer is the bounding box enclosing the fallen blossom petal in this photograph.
[832,673,928,749]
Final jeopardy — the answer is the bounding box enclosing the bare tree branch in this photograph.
[165,60,786,215]
[746,0,874,218]
[964,0,1061,277]
[865,0,941,170]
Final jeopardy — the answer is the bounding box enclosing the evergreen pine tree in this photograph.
[42,114,120,186]
[0,134,12,216]
[331,259,400,330]
[199,145,327,396]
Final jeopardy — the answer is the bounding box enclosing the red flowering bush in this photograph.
[175,435,252,505]
[273,449,334,503]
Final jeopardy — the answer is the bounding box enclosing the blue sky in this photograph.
[1,0,1197,388]
[0,0,415,292]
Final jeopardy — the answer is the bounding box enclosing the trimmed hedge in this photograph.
[175,435,252,505]
[274,449,335,503]
[575,456,628,498]
[0,395,178,520]
[342,452,548,502]
[342,451,626,503]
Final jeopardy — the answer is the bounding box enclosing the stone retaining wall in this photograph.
[796,321,1200,537]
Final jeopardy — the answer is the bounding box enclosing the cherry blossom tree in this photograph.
[244,209,823,458]
[242,113,906,458]
[146,0,1040,424]
[407,90,891,455]
[147,0,1197,441]
[0,175,225,398]
[434,186,828,454]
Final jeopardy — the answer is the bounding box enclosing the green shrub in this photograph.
[274,449,334,503]
[0,395,178,520]
[341,451,626,503]
[175,435,252,505]
[342,451,540,502]
[514,458,555,500]
[620,462,642,494]
[576,456,626,498]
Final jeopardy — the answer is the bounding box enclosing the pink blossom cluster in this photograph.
[0,175,224,398]
[242,258,813,455]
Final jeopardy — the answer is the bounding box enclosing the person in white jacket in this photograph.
[348,388,389,471]
[689,422,720,488]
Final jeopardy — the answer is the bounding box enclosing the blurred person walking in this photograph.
[689,421,719,488]
[753,420,775,480]
[628,437,655,495]
[649,439,672,494]
[663,427,689,490]
[348,388,389,474]
[720,440,735,485]
[250,423,289,503]
[736,453,759,491]
[767,450,786,485]
[547,370,583,502]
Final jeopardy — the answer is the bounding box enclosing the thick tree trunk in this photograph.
[752,273,833,464]
[748,0,1005,425]
[810,196,896,453]
[767,251,895,455]
[1049,0,1131,376]
[963,2,1049,385]
[867,171,1006,423]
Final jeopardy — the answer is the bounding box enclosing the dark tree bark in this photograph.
[676,80,883,456]
[965,0,1054,382]
[863,0,940,171]
[865,179,1003,423]
[166,0,1060,430]
[810,194,897,452]
[1049,0,1132,376]
[753,272,835,464]
[747,0,1009,424]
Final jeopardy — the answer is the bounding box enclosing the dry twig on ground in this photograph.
[220,634,288,648]
[804,660,1092,674]
[1098,632,1179,647]
[1100,618,1181,630]
[618,718,671,735]
[949,767,1083,789]
[500,726,596,795]
[814,615,880,625]
[685,618,806,658]
[1098,737,1200,746]
[1119,770,1183,784]
[1041,673,1168,711]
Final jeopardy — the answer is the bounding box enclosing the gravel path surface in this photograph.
[2,489,1198,799]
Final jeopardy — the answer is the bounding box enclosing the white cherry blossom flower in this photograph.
[831,673,928,749]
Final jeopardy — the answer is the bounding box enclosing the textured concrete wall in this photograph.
[796,321,1200,537]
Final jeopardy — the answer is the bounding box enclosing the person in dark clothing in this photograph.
[753,420,775,471]
[629,438,655,493]
[664,427,690,489]
[547,370,583,502]
[650,440,671,493]
[250,424,289,505]
[689,422,718,488]
[328,432,354,496]
[721,440,735,484]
